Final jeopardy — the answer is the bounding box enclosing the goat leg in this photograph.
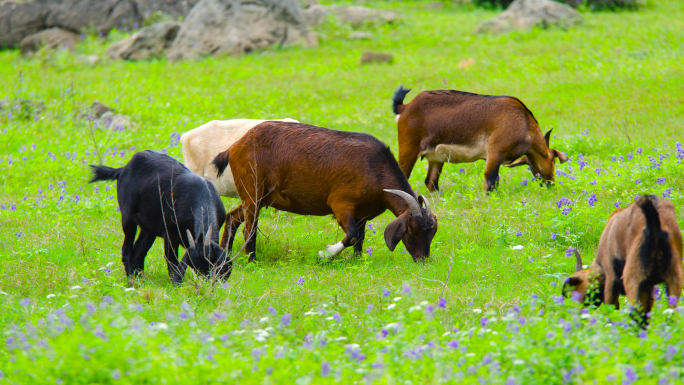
[425,161,444,192]
[221,204,245,252]
[484,154,503,193]
[243,203,260,262]
[121,220,137,277]
[319,208,359,259]
[130,230,156,277]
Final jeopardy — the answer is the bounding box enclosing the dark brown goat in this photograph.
[212,122,438,262]
[563,195,683,327]
[392,86,568,192]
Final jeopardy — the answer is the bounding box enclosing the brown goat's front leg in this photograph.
[484,155,503,192]
[425,161,444,192]
[353,219,367,256]
[319,209,359,259]
[242,203,260,262]
[221,204,245,252]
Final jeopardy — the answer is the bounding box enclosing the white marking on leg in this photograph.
[318,242,345,259]
[395,114,401,122]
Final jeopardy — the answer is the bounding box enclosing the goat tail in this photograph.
[638,195,668,260]
[392,85,411,115]
[212,150,230,178]
[89,165,122,183]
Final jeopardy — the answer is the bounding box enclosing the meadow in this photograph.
[1,0,684,383]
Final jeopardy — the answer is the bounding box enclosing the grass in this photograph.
[1,1,683,383]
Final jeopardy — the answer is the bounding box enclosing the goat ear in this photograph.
[544,129,552,147]
[384,212,409,252]
[504,156,530,168]
[562,276,583,298]
[552,149,568,163]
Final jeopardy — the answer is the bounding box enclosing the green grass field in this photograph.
[1,1,684,383]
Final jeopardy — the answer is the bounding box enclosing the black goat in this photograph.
[89,150,230,284]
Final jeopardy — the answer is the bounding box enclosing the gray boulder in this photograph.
[0,0,199,48]
[360,52,393,64]
[476,0,583,34]
[304,5,396,27]
[105,21,181,60]
[167,0,315,60]
[19,27,79,54]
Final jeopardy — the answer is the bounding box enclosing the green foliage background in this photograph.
[1,1,683,383]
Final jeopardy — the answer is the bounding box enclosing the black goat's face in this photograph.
[180,243,232,279]
[384,193,438,261]
[173,230,232,284]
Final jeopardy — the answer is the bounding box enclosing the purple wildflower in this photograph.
[402,283,412,295]
[657,177,666,184]
[551,233,557,240]
[516,231,522,237]
[321,362,330,377]
[366,247,372,257]
[281,314,291,326]
[382,288,391,297]
[366,304,374,313]
[296,276,305,285]
[480,317,489,327]
[565,247,575,258]
[668,296,678,307]
[520,199,526,206]
[438,297,447,309]
[268,306,277,316]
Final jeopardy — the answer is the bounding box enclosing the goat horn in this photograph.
[205,226,213,245]
[186,229,196,249]
[419,195,431,216]
[384,189,422,217]
[574,250,583,272]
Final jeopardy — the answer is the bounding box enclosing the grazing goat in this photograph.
[563,195,683,327]
[211,121,438,262]
[181,118,299,198]
[89,150,231,284]
[392,85,568,192]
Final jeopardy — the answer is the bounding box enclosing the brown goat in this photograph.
[392,86,568,192]
[212,121,438,262]
[563,195,683,327]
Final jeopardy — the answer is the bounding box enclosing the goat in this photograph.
[181,118,299,198]
[89,150,231,284]
[392,85,568,192]
[211,121,438,262]
[563,195,683,327]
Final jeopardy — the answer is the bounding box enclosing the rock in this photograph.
[475,0,583,34]
[167,0,314,59]
[303,5,396,27]
[91,102,112,117]
[18,28,79,54]
[105,21,181,60]
[425,2,445,9]
[296,0,318,9]
[360,51,392,64]
[87,54,100,65]
[0,0,199,48]
[332,6,396,28]
[97,112,131,131]
[302,5,328,26]
[347,31,372,40]
[457,58,475,69]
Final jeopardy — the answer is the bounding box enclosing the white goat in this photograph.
[181,119,298,198]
